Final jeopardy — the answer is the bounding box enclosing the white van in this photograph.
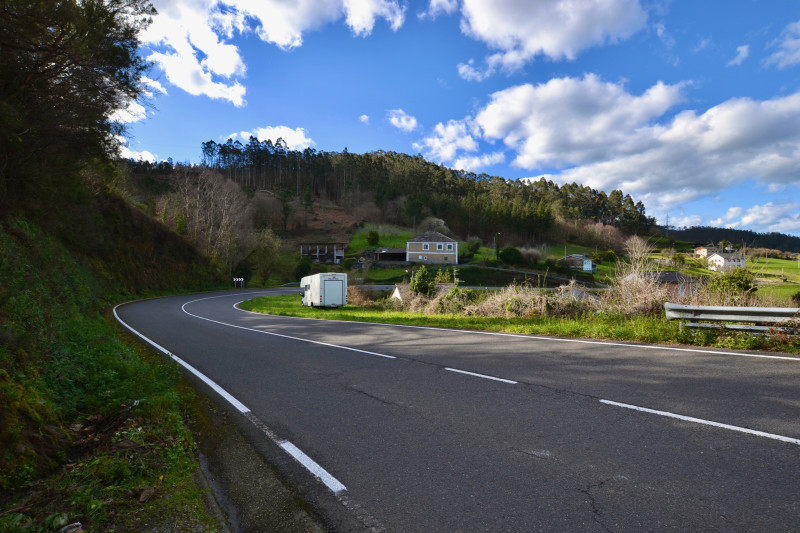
[300,273,347,308]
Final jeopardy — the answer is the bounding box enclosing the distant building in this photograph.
[707,253,746,272]
[373,247,407,263]
[694,245,721,258]
[299,242,347,264]
[560,253,597,273]
[406,231,458,265]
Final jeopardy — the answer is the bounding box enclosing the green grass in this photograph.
[239,294,800,354]
[0,218,217,531]
[750,257,800,282]
[349,224,414,255]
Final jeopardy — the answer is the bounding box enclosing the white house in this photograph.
[707,253,746,272]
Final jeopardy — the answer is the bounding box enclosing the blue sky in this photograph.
[118,0,800,237]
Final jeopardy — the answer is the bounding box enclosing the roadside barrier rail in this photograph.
[664,302,800,334]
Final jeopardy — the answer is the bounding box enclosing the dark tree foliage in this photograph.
[669,226,800,253]
[0,0,155,211]
[188,138,657,242]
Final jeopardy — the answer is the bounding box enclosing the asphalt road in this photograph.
[115,289,800,532]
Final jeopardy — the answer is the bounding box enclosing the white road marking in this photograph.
[114,302,349,496]
[280,441,347,494]
[240,303,800,362]
[600,399,800,446]
[113,304,251,413]
[182,298,396,359]
[445,367,518,384]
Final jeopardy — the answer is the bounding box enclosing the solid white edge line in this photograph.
[445,367,518,384]
[113,304,251,414]
[114,301,350,496]
[234,300,800,362]
[600,399,800,446]
[280,441,347,494]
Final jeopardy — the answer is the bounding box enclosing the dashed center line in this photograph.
[446,367,518,384]
[600,399,800,446]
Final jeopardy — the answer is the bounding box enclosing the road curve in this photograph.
[115,289,800,532]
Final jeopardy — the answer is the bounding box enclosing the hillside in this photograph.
[668,226,800,253]
[0,183,225,529]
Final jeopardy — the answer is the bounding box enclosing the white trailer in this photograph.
[300,273,347,308]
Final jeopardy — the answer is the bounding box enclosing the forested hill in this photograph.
[669,226,800,253]
[148,137,656,243]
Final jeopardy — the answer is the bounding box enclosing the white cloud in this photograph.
[414,119,478,162]
[453,151,505,172]
[144,0,405,105]
[116,136,156,162]
[420,0,458,19]
[475,74,686,169]
[109,100,148,124]
[727,45,750,66]
[765,20,800,69]
[235,125,315,150]
[738,201,800,233]
[142,76,168,95]
[388,109,418,132]
[457,58,491,82]
[454,0,647,75]
[342,0,405,35]
[709,206,743,227]
[429,75,800,219]
[360,114,370,124]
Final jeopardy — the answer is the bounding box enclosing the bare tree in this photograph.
[162,168,253,272]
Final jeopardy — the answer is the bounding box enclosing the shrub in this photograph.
[498,246,523,264]
[435,287,480,314]
[366,230,379,246]
[518,247,543,264]
[409,264,436,297]
[792,291,800,306]
[706,268,756,305]
[294,256,312,280]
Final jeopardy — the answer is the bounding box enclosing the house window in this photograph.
[446,243,453,251]
[418,255,423,260]
[423,243,429,251]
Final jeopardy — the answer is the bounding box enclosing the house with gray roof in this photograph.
[406,231,458,265]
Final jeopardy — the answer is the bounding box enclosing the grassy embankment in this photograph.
[0,205,224,531]
[239,293,800,354]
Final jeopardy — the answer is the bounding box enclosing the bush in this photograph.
[498,246,523,265]
[409,264,436,297]
[435,287,481,314]
[366,230,379,246]
[792,291,800,306]
[706,268,756,305]
[294,256,312,280]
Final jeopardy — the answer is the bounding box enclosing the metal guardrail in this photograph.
[664,302,800,334]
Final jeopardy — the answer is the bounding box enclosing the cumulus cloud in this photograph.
[727,45,750,66]
[476,74,686,169]
[453,151,505,172]
[454,0,647,79]
[116,136,156,162]
[360,114,370,124]
[709,206,743,227]
[419,0,458,19]
[423,75,800,217]
[738,201,800,233]
[234,125,315,150]
[765,20,800,68]
[144,0,405,105]
[388,109,418,132]
[414,119,478,162]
